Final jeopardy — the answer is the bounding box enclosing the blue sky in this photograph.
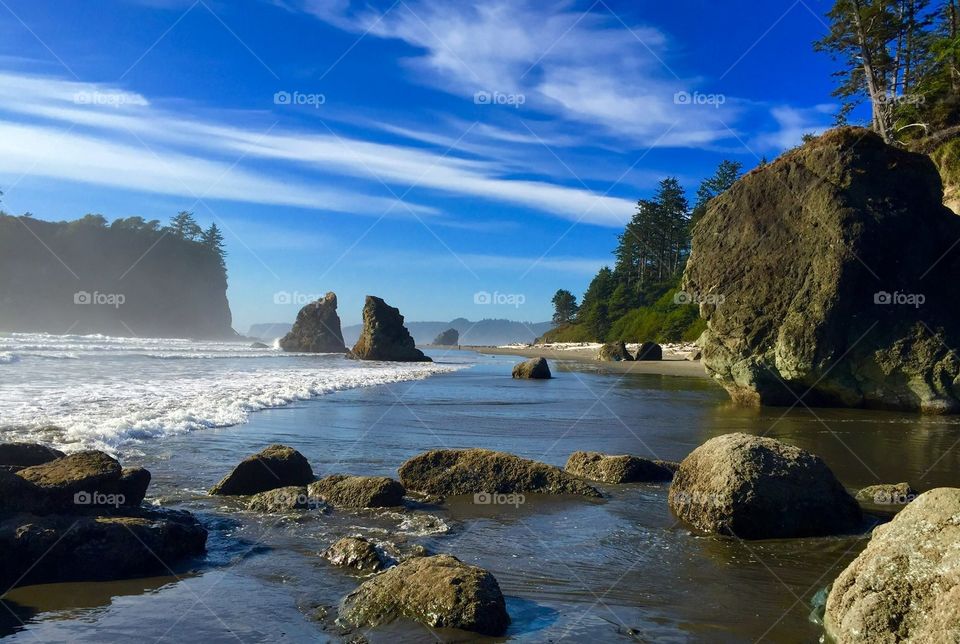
[0,0,843,332]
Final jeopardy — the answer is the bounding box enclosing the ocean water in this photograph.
[2,335,960,642]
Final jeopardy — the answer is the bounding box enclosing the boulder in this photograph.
[399,448,601,498]
[246,485,312,512]
[824,488,960,643]
[351,296,430,362]
[855,482,918,507]
[116,467,151,507]
[279,292,347,353]
[307,475,405,509]
[634,342,662,361]
[0,442,64,472]
[564,451,676,483]
[209,445,314,496]
[667,433,861,539]
[14,451,147,511]
[597,342,633,362]
[511,357,551,379]
[433,328,459,346]
[684,127,960,412]
[323,536,389,572]
[338,554,510,636]
[0,507,207,590]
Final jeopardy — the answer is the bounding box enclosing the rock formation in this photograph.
[338,554,510,636]
[279,292,347,353]
[634,342,662,361]
[824,488,960,643]
[433,328,459,346]
[323,536,390,572]
[209,445,314,495]
[597,342,633,362]
[684,127,960,412]
[307,475,405,508]
[565,451,677,483]
[351,296,431,362]
[512,357,551,379]
[399,448,601,498]
[667,433,861,539]
[246,485,314,512]
[855,482,918,507]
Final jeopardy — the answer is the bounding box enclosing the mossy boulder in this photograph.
[323,536,389,572]
[399,448,601,499]
[668,433,861,539]
[307,475,405,509]
[512,357,551,379]
[279,292,347,353]
[351,296,430,362]
[0,442,64,472]
[597,341,633,362]
[209,445,314,496]
[855,482,918,507]
[338,554,510,636]
[11,451,149,511]
[825,488,960,643]
[684,127,960,412]
[565,451,676,483]
[246,485,312,512]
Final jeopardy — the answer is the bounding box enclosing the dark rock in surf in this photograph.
[351,296,431,362]
[209,445,314,496]
[279,292,347,353]
[338,554,510,636]
[667,433,861,539]
[0,442,64,472]
[565,451,676,483]
[249,341,270,349]
[323,536,389,572]
[512,357,551,379]
[246,485,314,513]
[398,448,601,499]
[634,342,662,361]
[14,451,148,511]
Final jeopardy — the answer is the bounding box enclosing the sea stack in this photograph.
[279,292,347,353]
[351,296,431,362]
[684,127,960,413]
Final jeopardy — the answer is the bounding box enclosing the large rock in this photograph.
[684,127,960,412]
[307,475,405,508]
[12,451,149,511]
[0,442,64,472]
[323,536,389,572]
[351,296,430,362]
[634,342,662,361]
[824,488,960,643]
[399,448,601,498]
[209,445,314,496]
[855,482,918,507]
[667,433,861,539]
[597,342,633,362]
[512,357,551,379]
[338,554,510,636]
[246,485,312,513]
[0,508,207,590]
[433,328,459,346]
[279,292,347,353]
[565,451,676,483]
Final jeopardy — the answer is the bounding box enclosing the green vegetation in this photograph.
[544,163,740,344]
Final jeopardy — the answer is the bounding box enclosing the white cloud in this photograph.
[751,104,835,151]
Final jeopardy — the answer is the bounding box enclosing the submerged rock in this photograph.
[307,475,405,509]
[279,292,347,353]
[511,357,551,379]
[323,536,389,572]
[667,433,861,539]
[351,296,430,362]
[684,127,960,412]
[399,448,601,498]
[246,485,312,512]
[249,341,270,349]
[855,482,918,507]
[0,507,207,590]
[338,554,510,636]
[597,341,633,362]
[634,342,662,361]
[565,451,676,483]
[824,488,960,643]
[0,442,64,472]
[209,445,314,496]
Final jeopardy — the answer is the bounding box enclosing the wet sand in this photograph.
[470,344,710,379]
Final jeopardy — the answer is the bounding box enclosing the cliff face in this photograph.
[0,214,234,338]
[930,136,960,214]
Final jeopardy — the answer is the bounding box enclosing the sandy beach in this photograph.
[468,342,710,379]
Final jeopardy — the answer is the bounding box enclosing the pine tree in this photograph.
[200,223,227,269]
[551,289,579,325]
[169,211,202,241]
[691,160,743,227]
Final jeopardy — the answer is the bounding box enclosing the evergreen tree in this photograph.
[691,160,743,227]
[578,267,616,340]
[551,289,579,325]
[169,211,202,241]
[200,222,226,268]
